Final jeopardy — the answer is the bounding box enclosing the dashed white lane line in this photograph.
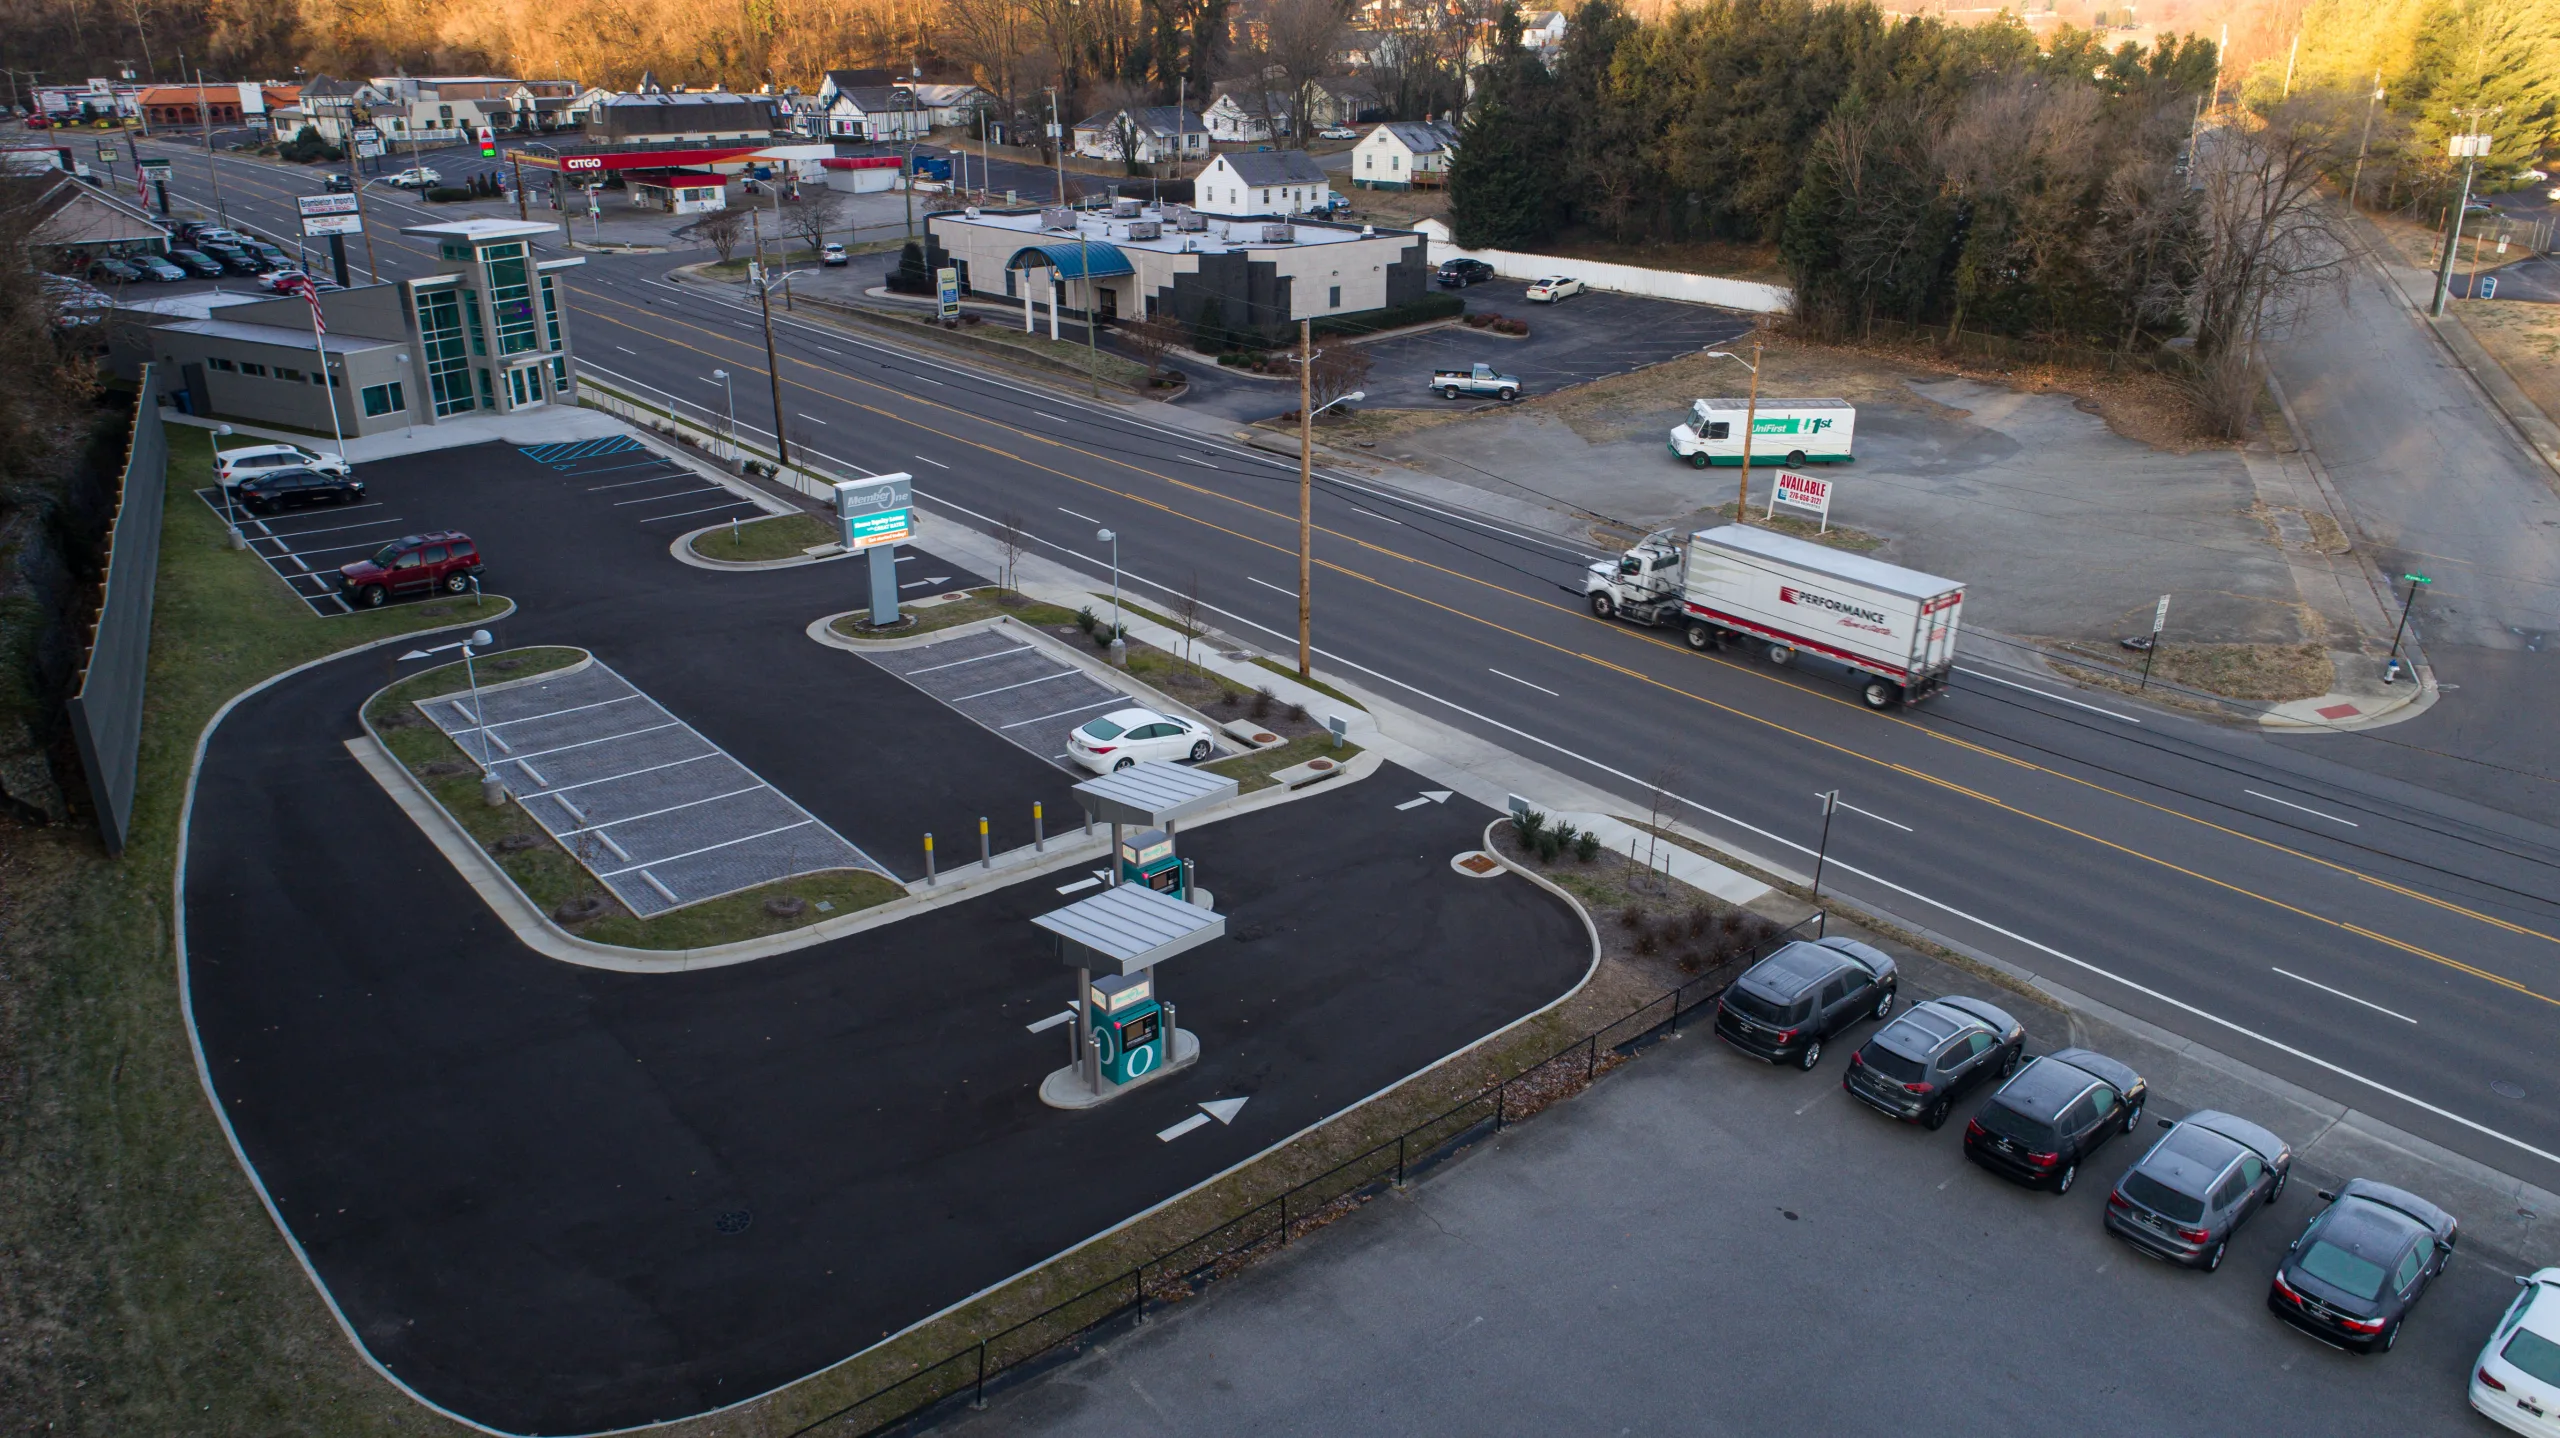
[914,454,950,468]
[1058,507,1100,523]
[1351,505,1404,524]
[1954,666,2141,723]
[1248,576,1295,597]
[2246,790,2360,828]
[1488,668,1558,697]
[1823,796,1913,833]
[1033,411,1068,423]
[2272,967,2417,1023]
[798,413,829,425]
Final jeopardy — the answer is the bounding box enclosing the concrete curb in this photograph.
[670,516,855,572]
[1478,816,1608,982]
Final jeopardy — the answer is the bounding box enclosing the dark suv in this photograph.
[1844,994,2025,1129]
[234,466,365,514]
[337,531,482,607]
[1963,1047,2147,1194]
[1436,257,1496,288]
[1712,936,1897,1071]
[2269,1179,2457,1353]
[2105,1110,2293,1271]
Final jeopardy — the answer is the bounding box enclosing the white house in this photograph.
[1521,9,1570,54]
[818,85,929,141]
[1351,120,1457,190]
[1203,90,1294,142]
[1071,105,1209,166]
[1192,150,1335,217]
[904,83,993,128]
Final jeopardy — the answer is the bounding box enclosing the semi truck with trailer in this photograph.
[1585,524,1964,708]
[1667,398,1856,467]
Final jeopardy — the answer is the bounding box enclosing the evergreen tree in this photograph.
[1449,5,1564,248]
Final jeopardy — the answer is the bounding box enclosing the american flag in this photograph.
[276,272,327,333]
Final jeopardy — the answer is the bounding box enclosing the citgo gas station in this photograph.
[510,137,878,211]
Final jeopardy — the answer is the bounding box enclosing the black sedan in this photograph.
[1711,936,1897,1071]
[1436,258,1496,288]
[322,172,353,192]
[1843,994,2024,1129]
[2269,1179,2458,1354]
[1963,1047,2146,1194]
[165,248,224,278]
[132,255,189,282]
[234,466,366,514]
[2105,1110,2294,1270]
[87,257,144,283]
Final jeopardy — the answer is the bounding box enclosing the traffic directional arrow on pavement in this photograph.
[1394,791,1455,811]
[1199,1096,1249,1124]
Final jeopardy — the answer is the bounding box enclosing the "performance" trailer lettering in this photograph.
[1778,585,1889,626]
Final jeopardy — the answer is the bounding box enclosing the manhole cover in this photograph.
[715,1209,754,1234]
[2495,1081,2527,1100]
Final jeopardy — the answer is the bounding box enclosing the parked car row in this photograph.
[1711,941,2472,1368]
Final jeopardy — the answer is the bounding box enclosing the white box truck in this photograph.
[1667,398,1855,468]
[1584,524,1964,708]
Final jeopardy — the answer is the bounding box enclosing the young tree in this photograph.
[692,209,747,264]
[995,507,1030,589]
[1122,310,1186,378]
[1175,568,1206,665]
[2178,97,2356,434]
[1306,337,1370,413]
[784,188,846,258]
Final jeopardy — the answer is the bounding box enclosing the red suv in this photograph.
[337,531,483,607]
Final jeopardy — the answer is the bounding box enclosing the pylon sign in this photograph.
[477,125,496,157]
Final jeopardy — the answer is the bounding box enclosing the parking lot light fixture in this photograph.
[1097,528,1123,663]
[1705,341,1764,521]
[711,368,734,439]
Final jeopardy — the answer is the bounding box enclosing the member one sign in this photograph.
[936,266,961,320]
[1766,469,1834,531]
[834,473,914,550]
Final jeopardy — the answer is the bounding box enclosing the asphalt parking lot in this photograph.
[516,433,772,531]
[190,483,435,616]
[416,658,884,913]
[1369,283,1749,407]
[865,627,1225,774]
[183,720,1591,1432]
[951,981,2519,1437]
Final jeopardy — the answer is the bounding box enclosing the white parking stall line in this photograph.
[445,693,641,738]
[1001,697,1123,730]
[270,536,431,558]
[2245,790,2360,828]
[1488,668,1558,697]
[247,511,398,538]
[614,485,724,506]
[539,750,723,796]
[948,670,1080,704]
[900,644,1034,677]
[642,501,767,523]
[2272,967,2417,1024]
[569,459,668,479]
[564,784,770,837]
[588,474,689,491]
[598,819,818,878]
[500,720,685,764]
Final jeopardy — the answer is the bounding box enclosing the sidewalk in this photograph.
[2344,205,2560,482]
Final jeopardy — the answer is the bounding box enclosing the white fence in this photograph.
[1413,219,1793,314]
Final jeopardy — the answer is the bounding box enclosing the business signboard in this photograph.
[937,266,960,320]
[1766,469,1833,532]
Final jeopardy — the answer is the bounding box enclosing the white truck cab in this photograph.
[1668,398,1856,468]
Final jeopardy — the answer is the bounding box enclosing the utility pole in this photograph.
[1738,337,1762,519]
[510,151,527,221]
[2348,71,2383,211]
[748,208,792,466]
[2433,112,2500,317]
[1048,87,1065,205]
[901,89,920,240]
[1298,318,1314,679]
[2280,32,2298,99]
[194,63,228,227]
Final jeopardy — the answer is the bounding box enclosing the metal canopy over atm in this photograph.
[1070,761,1238,829]
[1032,881,1226,976]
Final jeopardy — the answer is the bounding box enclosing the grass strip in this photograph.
[4,421,522,1433]
[687,510,837,562]
[1202,732,1363,794]
[829,588,1083,641]
[1248,655,1366,712]
[364,650,901,949]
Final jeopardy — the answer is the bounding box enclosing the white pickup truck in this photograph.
[1431,363,1520,402]
[1585,523,1964,708]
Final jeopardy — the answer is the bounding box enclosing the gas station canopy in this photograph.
[1034,881,1227,975]
[1071,761,1238,829]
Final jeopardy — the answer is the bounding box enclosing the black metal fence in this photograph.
[782,910,1826,1438]
[65,367,167,855]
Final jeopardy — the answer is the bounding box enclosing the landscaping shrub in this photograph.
[1534,827,1563,863]
[1490,317,1529,336]
[1313,290,1461,338]
[1516,808,1546,843]
[1550,822,1579,853]
[1462,311,1496,328]
[1251,685,1275,719]
[423,185,472,203]
[1573,830,1601,863]
[1075,604,1098,634]
[886,242,934,294]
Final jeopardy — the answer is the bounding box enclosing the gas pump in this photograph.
[1086,972,1168,1085]
[1118,828,1186,900]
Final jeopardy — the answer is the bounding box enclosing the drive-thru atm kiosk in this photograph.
[1034,762,1238,1109]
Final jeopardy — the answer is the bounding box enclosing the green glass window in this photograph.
[460,288,486,356]
[476,366,496,409]
[361,381,405,417]
[548,356,570,391]
[413,287,476,416]
[540,275,562,348]
[482,249,539,356]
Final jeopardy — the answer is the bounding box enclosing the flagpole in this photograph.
[298,283,348,459]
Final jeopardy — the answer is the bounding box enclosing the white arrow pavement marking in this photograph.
[1395,791,1454,811]
[1395,797,1430,811]
[1054,876,1102,895]
[1025,1007,1076,1034]
[898,577,952,590]
[1199,1096,1249,1125]
[1157,1113,1212,1142]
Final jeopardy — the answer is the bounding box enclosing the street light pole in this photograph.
[2432,111,2500,317]
[2348,70,2382,212]
[1098,527,1124,662]
[712,367,734,437]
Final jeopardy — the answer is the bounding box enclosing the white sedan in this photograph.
[1525,275,1585,303]
[2474,1269,2560,1434]
[1065,707,1217,774]
[1318,126,1360,140]
[385,167,442,188]
[216,442,352,491]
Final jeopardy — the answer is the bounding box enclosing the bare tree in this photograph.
[1121,310,1185,379]
[1305,337,1370,413]
[995,507,1029,590]
[783,188,846,258]
[692,208,747,264]
[1248,0,1352,146]
[2179,98,2355,435]
[1175,569,1206,665]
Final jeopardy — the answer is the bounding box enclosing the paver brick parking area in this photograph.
[419,658,883,913]
[867,627,1222,770]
